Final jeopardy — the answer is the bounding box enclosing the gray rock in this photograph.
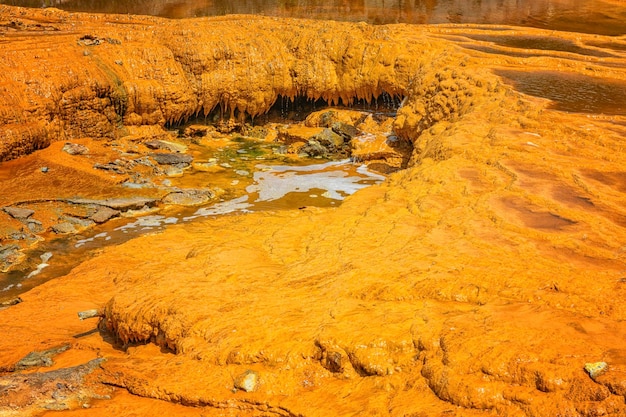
[315,110,336,127]
[331,122,359,140]
[26,219,43,233]
[324,351,344,373]
[162,189,215,206]
[0,297,22,308]
[3,206,35,220]
[133,156,155,167]
[164,166,184,177]
[313,128,345,149]
[0,244,19,257]
[585,362,608,379]
[69,197,159,211]
[150,153,193,166]
[301,140,327,157]
[0,244,22,272]
[40,166,49,173]
[93,163,125,174]
[90,207,120,223]
[61,142,89,155]
[15,344,70,371]
[144,140,188,153]
[62,216,95,229]
[9,232,29,240]
[121,181,153,189]
[51,222,76,234]
[233,370,259,392]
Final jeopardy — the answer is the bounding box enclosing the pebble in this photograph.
[233,370,259,392]
[40,167,49,173]
[584,362,608,379]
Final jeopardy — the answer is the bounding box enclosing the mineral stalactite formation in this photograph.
[0,6,429,161]
[1,5,626,417]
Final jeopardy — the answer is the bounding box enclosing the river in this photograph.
[1,0,625,35]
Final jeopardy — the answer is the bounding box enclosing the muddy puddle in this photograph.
[0,121,386,301]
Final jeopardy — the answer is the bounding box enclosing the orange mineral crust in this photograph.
[1,5,626,417]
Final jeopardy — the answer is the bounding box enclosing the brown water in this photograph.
[2,0,626,35]
[496,70,626,116]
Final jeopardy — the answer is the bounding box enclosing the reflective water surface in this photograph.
[2,0,626,35]
[496,70,626,116]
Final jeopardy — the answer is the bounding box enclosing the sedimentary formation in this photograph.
[1,5,626,416]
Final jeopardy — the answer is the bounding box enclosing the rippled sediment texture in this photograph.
[1,5,626,417]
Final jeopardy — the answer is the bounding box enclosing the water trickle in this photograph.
[0,114,390,300]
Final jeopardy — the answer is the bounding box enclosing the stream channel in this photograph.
[0,117,387,301]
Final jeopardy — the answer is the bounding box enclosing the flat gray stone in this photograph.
[90,207,120,223]
[51,222,76,234]
[150,153,193,165]
[69,197,159,211]
[144,140,188,153]
[62,216,95,229]
[61,142,89,155]
[162,189,214,206]
[2,206,34,220]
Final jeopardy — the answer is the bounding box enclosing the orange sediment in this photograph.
[1,5,626,416]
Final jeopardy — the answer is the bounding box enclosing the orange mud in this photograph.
[1,5,626,417]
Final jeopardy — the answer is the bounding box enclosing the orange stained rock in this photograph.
[1,5,626,417]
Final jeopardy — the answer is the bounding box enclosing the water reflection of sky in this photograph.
[2,0,625,35]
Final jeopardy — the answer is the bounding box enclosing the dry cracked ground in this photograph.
[1,5,626,416]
